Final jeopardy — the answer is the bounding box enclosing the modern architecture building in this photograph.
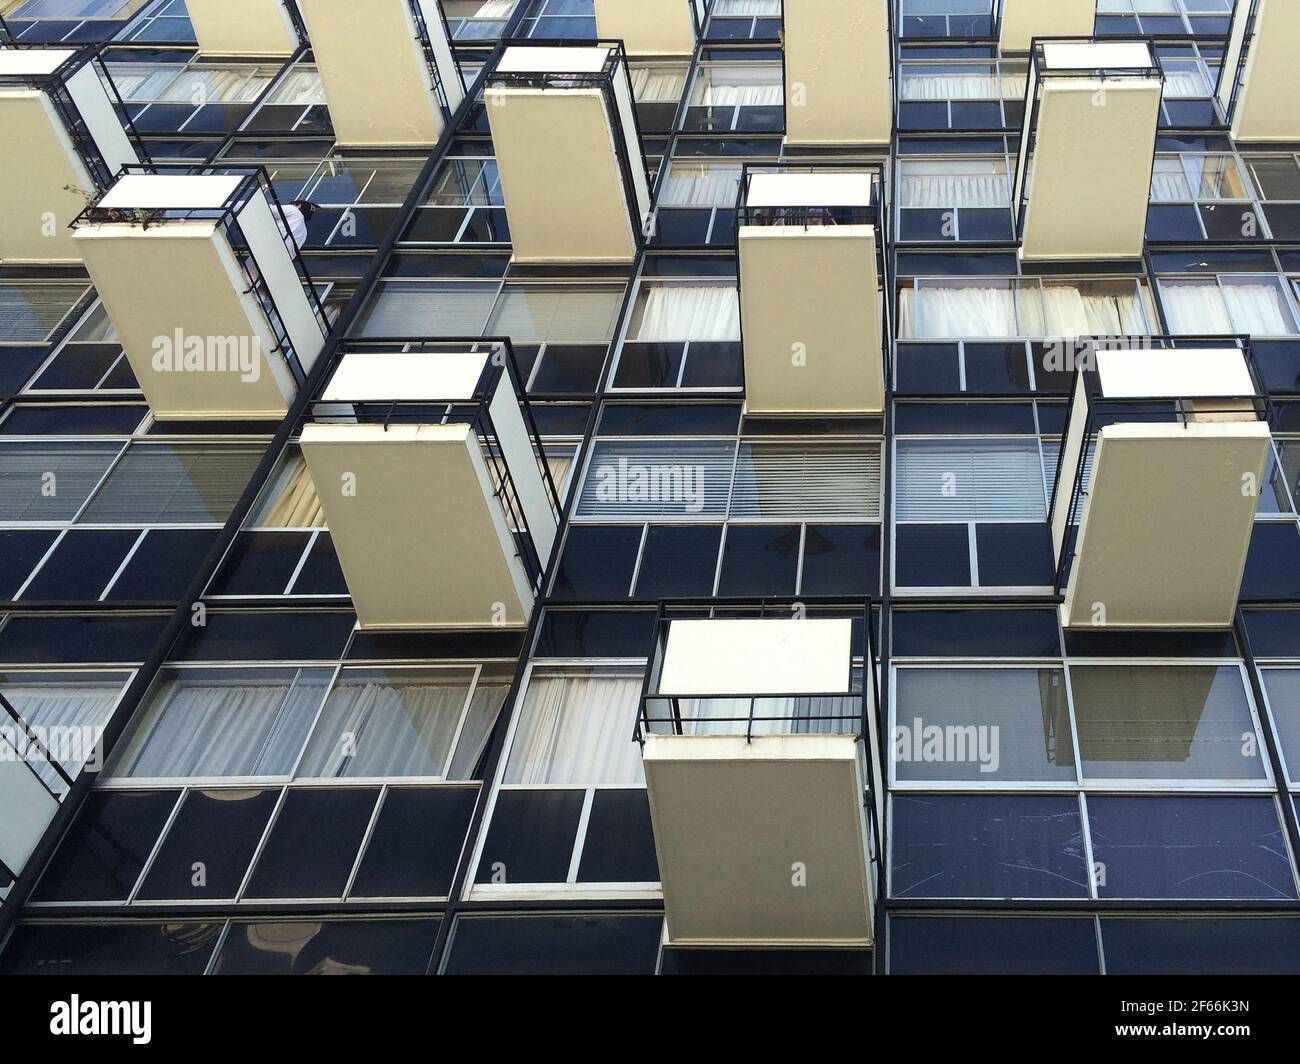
[0,0,1298,976]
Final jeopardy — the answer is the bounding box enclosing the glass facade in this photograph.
[0,0,1298,978]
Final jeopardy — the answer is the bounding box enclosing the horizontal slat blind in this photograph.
[81,444,263,524]
[486,286,623,344]
[1041,441,1096,501]
[0,284,88,343]
[0,442,122,522]
[576,440,735,518]
[357,281,496,338]
[731,443,881,519]
[895,439,1046,521]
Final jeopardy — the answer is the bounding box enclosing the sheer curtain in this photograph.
[680,696,859,736]
[1,677,128,791]
[630,67,686,103]
[632,285,741,341]
[713,0,781,13]
[913,282,1016,337]
[900,70,999,100]
[110,669,327,779]
[1160,280,1233,334]
[1037,284,1148,336]
[906,281,1146,338]
[250,454,325,528]
[662,163,742,207]
[269,69,327,107]
[898,161,1009,207]
[1160,275,1300,335]
[1221,279,1298,334]
[162,69,273,104]
[504,672,645,786]
[298,669,490,779]
[697,69,783,107]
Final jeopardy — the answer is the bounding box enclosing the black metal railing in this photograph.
[487,38,650,244]
[308,338,561,589]
[0,47,149,188]
[0,691,75,800]
[407,0,462,115]
[736,163,882,229]
[72,164,330,387]
[1214,0,1257,128]
[1046,335,1270,595]
[1013,36,1164,239]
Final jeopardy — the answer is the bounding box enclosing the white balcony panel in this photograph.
[0,49,139,264]
[300,422,536,630]
[1222,0,1300,142]
[186,0,300,57]
[738,174,883,416]
[297,0,463,147]
[74,176,325,421]
[1018,49,1160,261]
[659,618,853,697]
[644,732,873,948]
[1063,421,1270,629]
[593,0,704,56]
[783,0,891,147]
[999,0,1097,54]
[487,46,651,263]
[0,735,59,879]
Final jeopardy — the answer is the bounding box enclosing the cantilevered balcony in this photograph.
[736,166,885,416]
[486,41,651,263]
[71,167,329,421]
[997,0,1096,54]
[0,46,141,264]
[637,602,881,949]
[593,0,705,56]
[1050,341,1272,630]
[782,0,891,147]
[1013,40,1161,262]
[1217,0,1300,142]
[296,0,464,146]
[185,0,305,58]
[300,344,561,631]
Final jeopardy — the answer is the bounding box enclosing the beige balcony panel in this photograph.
[186,0,300,57]
[0,49,138,264]
[1019,73,1160,261]
[296,0,464,147]
[73,175,325,420]
[593,0,704,56]
[1062,421,1270,629]
[1223,0,1300,142]
[300,422,536,630]
[645,733,873,948]
[999,0,1097,54]
[783,0,891,147]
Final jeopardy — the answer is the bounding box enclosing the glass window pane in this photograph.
[80,444,263,524]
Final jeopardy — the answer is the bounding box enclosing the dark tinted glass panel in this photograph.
[0,529,57,599]
[444,914,663,975]
[964,344,1030,394]
[680,341,743,388]
[475,789,584,884]
[135,789,277,901]
[175,611,355,661]
[633,524,722,599]
[614,343,685,388]
[717,524,800,596]
[0,404,145,435]
[1088,796,1296,900]
[33,791,178,902]
[896,524,970,587]
[0,346,49,394]
[209,531,311,596]
[244,788,379,899]
[891,609,1061,657]
[800,524,881,596]
[552,525,641,600]
[958,207,1014,241]
[895,344,961,394]
[288,533,348,595]
[1102,918,1300,975]
[0,922,221,976]
[891,795,1089,898]
[1146,204,1202,241]
[888,917,1099,975]
[976,523,1053,586]
[350,786,478,898]
[1243,523,1300,600]
[20,530,139,602]
[576,789,660,883]
[213,919,441,976]
[29,344,120,391]
[0,614,168,663]
[534,609,657,657]
[531,345,606,395]
[105,528,220,602]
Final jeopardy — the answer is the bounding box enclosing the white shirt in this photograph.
[278,204,309,253]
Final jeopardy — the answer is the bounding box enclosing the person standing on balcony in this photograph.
[278,200,317,254]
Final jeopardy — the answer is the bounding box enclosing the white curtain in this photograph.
[913,283,1017,338]
[662,163,742,207]
[270,69,327,107]
[633,285,741,341]
[1222,280,1298,334]
[699,78,782,107]
[161,69,273,104]
[1,678,126,792]
[1150,158,1192,201]
[474,0,515,16]
[504,673,645,786]
[898,161,1009,208]
[630,68,686,103]
[1161,280,1233,334]
[298,670,493,779]
[907,281,1146,338]
[713,0,781,13]
[676,696,859,736]
[901,73,999,100]
[1035,284,1148,337]
[1161,277,1298,335]
[111,670,327,779]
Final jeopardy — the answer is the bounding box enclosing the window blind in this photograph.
[0,442,121,522]
[0,284,87,343]
[575,440,735,518]
[486,286,624,344]
[80,444,263,524]
[731,443,882,520]
[357,281,496,338]
[895,439,1046,521]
